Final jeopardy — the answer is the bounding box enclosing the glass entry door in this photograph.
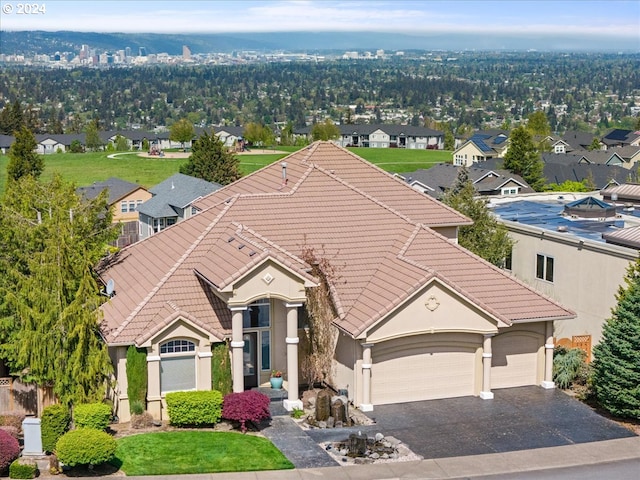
[243,332,258,389]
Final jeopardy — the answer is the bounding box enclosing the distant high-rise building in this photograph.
[79,44,89,60]
[183,45,191,60]
[125,46,131,58]
[139,46,147,57]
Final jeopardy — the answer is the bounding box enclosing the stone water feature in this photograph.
[306,389,353,428]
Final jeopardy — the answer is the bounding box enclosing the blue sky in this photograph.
[1,0,638,42]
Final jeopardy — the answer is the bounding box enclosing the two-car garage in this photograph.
[369,327,544,406]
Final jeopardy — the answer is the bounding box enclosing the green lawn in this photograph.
[112,431,294,475]
[0,146,450,196]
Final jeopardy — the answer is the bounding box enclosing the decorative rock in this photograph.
[370,452,380,459]
[382,441,391,448]
[374,432,384,442]
[385,435,402,446]
[335,420,343,428]
[382,453,389,459]
[339,448,348,456]
[348,432,368,456]
[327,416,335,428]
[317,421,327,429]
[316,390,331,421]
[354,457,373,465]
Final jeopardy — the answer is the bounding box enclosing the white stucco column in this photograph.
[480,334,494,400]
[541,321,555,389]
[283,302,303,411]
[146,353,162,420]
[360,343,374,412]
[230,306,247,393]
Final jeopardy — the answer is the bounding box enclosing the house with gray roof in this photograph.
[601,129,640,149]
[295,124,444,149]
[401,163,533,199]
[452,130,509,166]
[138,173,222,239]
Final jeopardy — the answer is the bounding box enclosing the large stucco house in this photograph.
[97,142,574,422]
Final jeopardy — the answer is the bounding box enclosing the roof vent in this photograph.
[238,244,245,250]
[227,236,235,243]
[557,226,568,232]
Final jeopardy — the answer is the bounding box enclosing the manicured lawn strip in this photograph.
[0,147,449,195]
[112,431,294,475]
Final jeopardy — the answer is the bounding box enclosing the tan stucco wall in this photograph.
[453,142,484,167]
[111,188,152,223]
[504,222,637,347]
[366,282,499,343]
[432,226,458,242]
[109,346,130,422]
[333,333,357,402]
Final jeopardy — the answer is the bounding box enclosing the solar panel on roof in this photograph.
[493,136,507,145]
[606,130,631,141]
[473,139,493,152]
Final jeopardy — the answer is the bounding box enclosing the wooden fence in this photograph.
[0,377,56,416]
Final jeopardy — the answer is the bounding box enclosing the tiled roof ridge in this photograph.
[110,196,239,340]
[213,223,318,291]
[403,225,576,321]
[312,143,472,224]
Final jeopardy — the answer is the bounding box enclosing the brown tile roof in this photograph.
[99,142,574,345]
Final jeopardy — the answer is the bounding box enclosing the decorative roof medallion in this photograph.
[425,295,440,312]
[262,273,274,285]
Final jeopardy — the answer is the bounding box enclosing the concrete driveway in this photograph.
[304,386,636,460]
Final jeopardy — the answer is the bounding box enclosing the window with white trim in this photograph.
[536,254,554,282]
[501,187,519,195]
[160,339,196,393]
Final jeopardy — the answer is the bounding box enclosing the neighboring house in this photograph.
[452,130,509,166]
[102,130,160,150]
[402,163,533,199]
[601,183,640,205]
[0,134,14,154]
[491,195,639,359]
[34,133,85,154]
[572,149,630,168]
[97,141,574,423]
[77,177,151,248]
[601,129,640,149]
[138,173,222,239]
[296,124,444,149]
[214,125,245,149]
[553,131,599,153]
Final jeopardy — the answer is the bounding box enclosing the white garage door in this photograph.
[371,337,477,405]
[491,333,539,389]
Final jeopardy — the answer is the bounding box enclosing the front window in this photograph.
[121,201,127,213]
[536,254,554,282]
[160,339,196,393]
[243,299,270,328]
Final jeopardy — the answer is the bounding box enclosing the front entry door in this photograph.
[243,332,258,389]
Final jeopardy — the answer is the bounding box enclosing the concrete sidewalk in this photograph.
[122,435,640,480]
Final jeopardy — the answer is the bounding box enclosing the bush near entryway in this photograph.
[222,390,271,433]
[41,404,71,453]
[55,428,116,467]
[9,459,37,479]
[0,428,21,473]
[553,346,589,389]
[73,402,112,430]
[165,390,223,427]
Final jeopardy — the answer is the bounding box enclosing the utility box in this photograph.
[22,417,44,455]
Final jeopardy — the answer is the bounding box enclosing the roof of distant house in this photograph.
[77,177,146,205]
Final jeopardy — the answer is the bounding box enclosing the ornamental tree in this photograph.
[6,126,43,182]
[591,258,640,419]
[442,166,514,267]
[170,118,195,151]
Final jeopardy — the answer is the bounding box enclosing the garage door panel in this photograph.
[491,334,539,389]
[372,339,476,405]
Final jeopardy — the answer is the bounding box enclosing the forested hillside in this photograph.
[1,52,638,136]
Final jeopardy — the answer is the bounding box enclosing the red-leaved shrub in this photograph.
[222,391,271,433]
[0,428,20,473]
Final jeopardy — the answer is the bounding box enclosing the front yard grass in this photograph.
[111,431,294,476]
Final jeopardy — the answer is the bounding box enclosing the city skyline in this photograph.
[1,0,638,50]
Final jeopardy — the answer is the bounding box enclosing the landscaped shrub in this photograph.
[130,411,154,429]
[222,390,271,433]
[0,426,20,440]
[553,346,588,389]
[41,404,71,454]
[165,390,223,427]
[9,459,37,479]
[126,345,148,414]
[74,402,112,430]
[211,341,232,395]
[0,413,25,432]
[0,428,21,473]
[130,399,145,416]
[55,428,116,467]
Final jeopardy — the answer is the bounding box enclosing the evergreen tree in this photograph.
[180,130,240,185]
[526,110,551,136]
[442,167,514,267]
[6,126,43,182]
[591,258,640,419]
[503,126,546,191]
[0,175,118,407]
